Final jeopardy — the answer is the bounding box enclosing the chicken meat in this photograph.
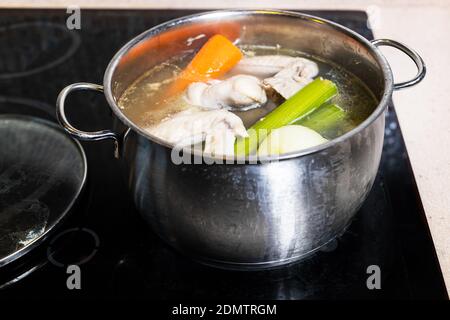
[146,107,248,157]
[185,75,267,110]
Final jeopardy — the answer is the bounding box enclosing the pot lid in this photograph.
[0,115,87,268]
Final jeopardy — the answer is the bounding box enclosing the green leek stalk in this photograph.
[235,77,337,156]
[295,103,346,133]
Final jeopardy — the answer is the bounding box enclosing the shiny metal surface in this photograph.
[56,82,121,158]
[57,10,425,269]
[122,116,384,267]
[371,39,426,90]
[0,115,87,268]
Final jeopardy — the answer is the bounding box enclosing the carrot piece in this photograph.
[165,34,243,96]
[120,23,241,66]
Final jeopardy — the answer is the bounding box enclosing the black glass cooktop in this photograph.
[0,9,447,300]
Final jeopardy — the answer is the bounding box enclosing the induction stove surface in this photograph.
[0,9,447,300]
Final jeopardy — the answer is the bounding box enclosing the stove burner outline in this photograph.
[0,22,81,80]
[47,227,99,268]
[0,96,55,118]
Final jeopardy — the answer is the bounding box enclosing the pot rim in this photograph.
[103,9,393,162]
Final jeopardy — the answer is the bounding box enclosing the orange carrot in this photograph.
[165,34,243,97]
[120,23,241,67]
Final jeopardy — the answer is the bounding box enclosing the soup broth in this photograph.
[118,46,378,142]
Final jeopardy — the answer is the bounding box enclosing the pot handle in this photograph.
[56,82,121,158]
[371,39,426,90]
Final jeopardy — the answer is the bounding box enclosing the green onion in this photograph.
[295,103,346,133]
[235,77,337,156]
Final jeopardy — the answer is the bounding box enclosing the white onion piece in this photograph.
[257,125,328,157]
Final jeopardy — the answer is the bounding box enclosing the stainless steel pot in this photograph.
[56,10,425,269]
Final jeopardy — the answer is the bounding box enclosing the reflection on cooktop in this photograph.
[107,175,394,299]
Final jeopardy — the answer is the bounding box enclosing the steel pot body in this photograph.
[121,116,384,268]
[57,10,425,269]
